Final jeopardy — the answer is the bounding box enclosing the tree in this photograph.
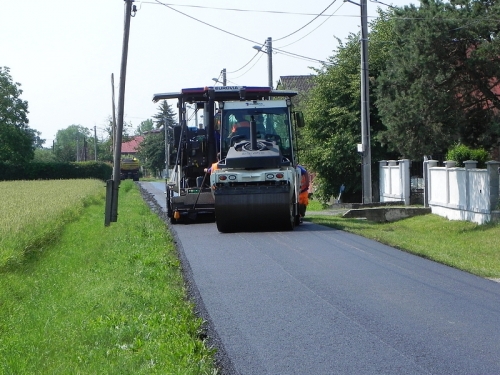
[135,118,154,135]
[136,101,177,176]
[137,132,165,176]
[301,9,399,202]
[0,66,35,163]
[375,0,500,159]
[54,125,91,162]
[152,100,177,129]
[34,148,57,162]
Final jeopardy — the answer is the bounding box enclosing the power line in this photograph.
[274,1,338,42]
[143,2,368,17]
[231,53,265,80]
[276,1,346,49]
[152,0,260,45]
[151,1,326,73]
[226,49,262,74]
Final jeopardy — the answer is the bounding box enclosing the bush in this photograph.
[0,161,113,181]
[445,144,489,168]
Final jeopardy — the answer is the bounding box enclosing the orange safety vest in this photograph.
[232,120,250,133]
[299,190,309,206]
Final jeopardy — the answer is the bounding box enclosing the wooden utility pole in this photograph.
[106,0,134,225]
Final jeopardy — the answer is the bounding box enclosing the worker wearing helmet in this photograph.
[297,165,310,221]
[231,113,250,133]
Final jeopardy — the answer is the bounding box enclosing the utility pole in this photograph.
[106,0,135,225]
[345,0,372,203]
[164,116,168,179]
[94,125,98,161]
[266,37,273,88]
[111,73,117,154]
[253,37,273,88]
[360,0,372,203]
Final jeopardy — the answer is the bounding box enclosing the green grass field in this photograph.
[0,180,217,375]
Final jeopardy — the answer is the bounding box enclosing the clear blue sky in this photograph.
[1,0,416,144]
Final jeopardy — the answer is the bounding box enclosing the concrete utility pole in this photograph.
[266,37,273,88]
[253,37,273,88]
[345,0,372,203]
[360,0,372,204]
[106,0,135,226]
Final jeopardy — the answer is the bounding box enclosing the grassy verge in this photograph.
[0,180,217,374]
[306,211,500,279]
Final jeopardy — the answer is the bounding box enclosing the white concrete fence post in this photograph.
[463,160,477,212]
[486,160,500,212]
[400,159,411,206]
[424,160,438,208]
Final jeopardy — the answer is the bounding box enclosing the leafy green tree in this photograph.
[137,132,165,177]
[135,101,177,176]
[301,9,399,202]
[135,118,154,135]
[54,125,91,162]
[30,129,45,149]
[34,148,57,162]
[0,66,36,163]
[375,0,500,159]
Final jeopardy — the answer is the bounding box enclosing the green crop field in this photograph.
[0,180,217,374]
[0,179,105,267]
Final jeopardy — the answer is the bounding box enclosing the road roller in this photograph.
[153,86,304,231]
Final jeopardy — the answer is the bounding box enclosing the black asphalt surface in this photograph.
[140,182,500,375]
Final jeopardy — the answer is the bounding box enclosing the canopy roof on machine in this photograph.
[152,86,297,103]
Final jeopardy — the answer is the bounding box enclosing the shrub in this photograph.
[445,144,489,168]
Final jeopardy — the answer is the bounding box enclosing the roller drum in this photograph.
[214,185,294,232]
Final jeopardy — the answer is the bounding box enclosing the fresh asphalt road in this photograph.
[141,182,500,375]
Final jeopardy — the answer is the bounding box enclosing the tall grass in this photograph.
[0,180,217,374]
[0,179,105,268]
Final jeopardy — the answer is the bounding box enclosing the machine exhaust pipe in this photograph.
[250,115,258,150]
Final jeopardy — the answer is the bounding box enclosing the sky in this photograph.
[2,0,417,145]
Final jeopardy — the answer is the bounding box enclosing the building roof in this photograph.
[277,75,316,107]
[121,136,144,154]
[277,75,316,94]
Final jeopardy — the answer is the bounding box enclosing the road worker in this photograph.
[297,164,310,221]
[231,113,250,134]
[204,153,220,174]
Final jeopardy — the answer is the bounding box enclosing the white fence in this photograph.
[426,160,500,224]
[379,159,410,205]
[379,159,500,224]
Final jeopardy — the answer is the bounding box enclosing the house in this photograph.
[276,75,316,108]
[121,136,144,156]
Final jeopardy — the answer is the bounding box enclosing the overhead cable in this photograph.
[274,1,337,42]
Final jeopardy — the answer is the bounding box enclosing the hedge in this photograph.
[0,161,113,181]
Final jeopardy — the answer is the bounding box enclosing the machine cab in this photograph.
[219,100,295,166]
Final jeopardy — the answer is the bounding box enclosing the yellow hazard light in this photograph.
[174,211,180,220]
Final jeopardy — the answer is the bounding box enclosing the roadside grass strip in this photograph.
[307,213,500,279]
[0,180,217,374]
